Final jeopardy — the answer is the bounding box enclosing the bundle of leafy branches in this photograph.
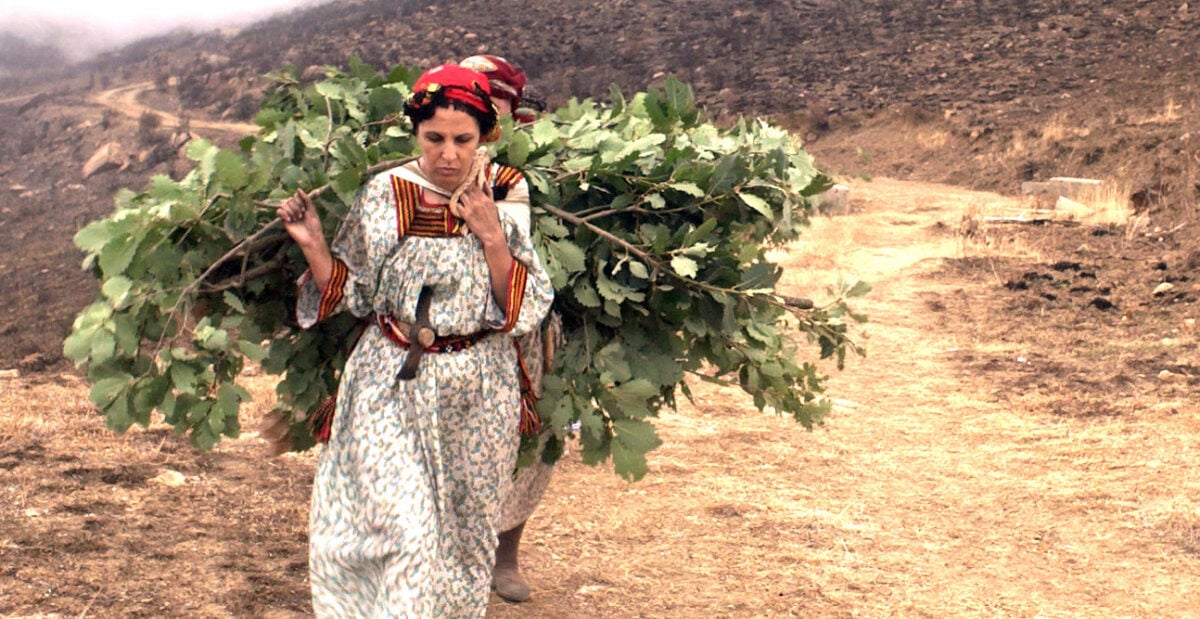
[64,59,867,480]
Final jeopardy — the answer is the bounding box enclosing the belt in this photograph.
[377,289,492,380]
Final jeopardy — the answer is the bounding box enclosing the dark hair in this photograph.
[403,86,498,138]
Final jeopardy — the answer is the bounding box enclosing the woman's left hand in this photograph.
[458,183,505,248]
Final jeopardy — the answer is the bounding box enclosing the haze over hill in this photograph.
[0,0,327,69]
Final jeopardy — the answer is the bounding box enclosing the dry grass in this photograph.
[4,178,1199,618]
[1133,97,1185,126]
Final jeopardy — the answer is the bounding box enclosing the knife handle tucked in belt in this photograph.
[397,286,436,380]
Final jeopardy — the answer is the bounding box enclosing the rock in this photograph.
[149,469,187,487]
[82,142,128,178]
[1054,196,1091,220]
[0,369,19,379]
[301,65,326,82]
[1021,177,1104,203]
[17,353,47,372]
[815,184,851,216]
[1152,282,1176,296]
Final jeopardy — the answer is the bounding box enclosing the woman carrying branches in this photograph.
[276,64,553,617]
[459,53,555,604]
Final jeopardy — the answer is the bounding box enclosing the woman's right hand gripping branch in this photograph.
[278,189,335,290]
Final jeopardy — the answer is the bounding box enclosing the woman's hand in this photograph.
[278,190,326,250]
[458,183,517,306]
[277,189,334,289]
[457,183,505,248]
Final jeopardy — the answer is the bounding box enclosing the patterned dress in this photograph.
[499,323,558,532]
[296,161,553,618]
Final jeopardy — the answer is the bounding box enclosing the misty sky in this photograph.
[0,0,320,59]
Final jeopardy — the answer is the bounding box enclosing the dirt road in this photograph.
[92,81,259,135]
[2,179,1197,618]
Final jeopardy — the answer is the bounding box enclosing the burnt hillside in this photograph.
[1,0,1198,370]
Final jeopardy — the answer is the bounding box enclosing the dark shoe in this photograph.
[492,564,531,602]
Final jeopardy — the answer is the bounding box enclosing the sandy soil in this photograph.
[3,177,1197,618]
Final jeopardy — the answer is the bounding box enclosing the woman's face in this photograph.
[492,96,513,118]
[416,106,481,190]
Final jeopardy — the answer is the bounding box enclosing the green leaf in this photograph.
[505,130,533,167]
[572,280,602,308]
[88,330,117,364]
[217,383,246,421]
[237,340,268,362]
[548,238,587,273]
[62,328,96,363]
[100,276,133,305]
[611,418,661,481]
[89,374,132,408]
[670,255,699,278]
[223,291,247,313]
[668,181,705,197]
[612,379,658,417]
[846,280,872,298]
[530,118,560,147]
[74,220,112,253]
[171,363,200,394]
[612,418,663,454]
[98,233,141,276]
[737,191,773,217]
[213,150,249,189]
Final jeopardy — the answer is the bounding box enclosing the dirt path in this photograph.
[488,179,1200,618]
[91,81,259,135]
[2,179,1197,618]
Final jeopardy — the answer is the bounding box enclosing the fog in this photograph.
[0,0,325,61]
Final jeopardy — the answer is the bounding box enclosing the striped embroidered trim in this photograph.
[316,259,348,322]
[489,163,522,189]
[498,259,528,333]
[410,193,466,237]
[391,174,467,237]
[514,340,542,436]
[390,175,419,237]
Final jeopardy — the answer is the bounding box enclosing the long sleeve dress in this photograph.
[296,160,553,618]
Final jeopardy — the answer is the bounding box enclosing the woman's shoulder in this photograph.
[488,163,526,189]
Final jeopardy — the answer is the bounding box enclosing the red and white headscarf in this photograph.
[459,55,536,122]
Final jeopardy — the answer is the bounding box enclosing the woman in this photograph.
[277,63,553,617]
[460,53,555,604]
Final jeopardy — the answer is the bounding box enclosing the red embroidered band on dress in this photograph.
[490,164,522,189]
[514,339,542,435]
[391,176,419,237]
[498,259,528,333]
[315,258,349,322]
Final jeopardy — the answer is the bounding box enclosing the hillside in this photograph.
[2,3,1199,617]
[1,0,1199,366]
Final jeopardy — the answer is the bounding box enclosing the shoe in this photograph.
[492,564,531,602]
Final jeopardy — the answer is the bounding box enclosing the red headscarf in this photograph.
[460,55,536,122]
[411,64,494,115]
[460,55,526,104]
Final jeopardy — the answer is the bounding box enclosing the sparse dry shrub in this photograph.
[137,111,163,146]
[153,71,171,92]
[1039,113,1070,143]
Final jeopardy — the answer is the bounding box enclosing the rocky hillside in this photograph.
[1,0,1198,369]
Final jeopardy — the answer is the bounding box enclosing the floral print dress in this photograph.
[296,161,553,618]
